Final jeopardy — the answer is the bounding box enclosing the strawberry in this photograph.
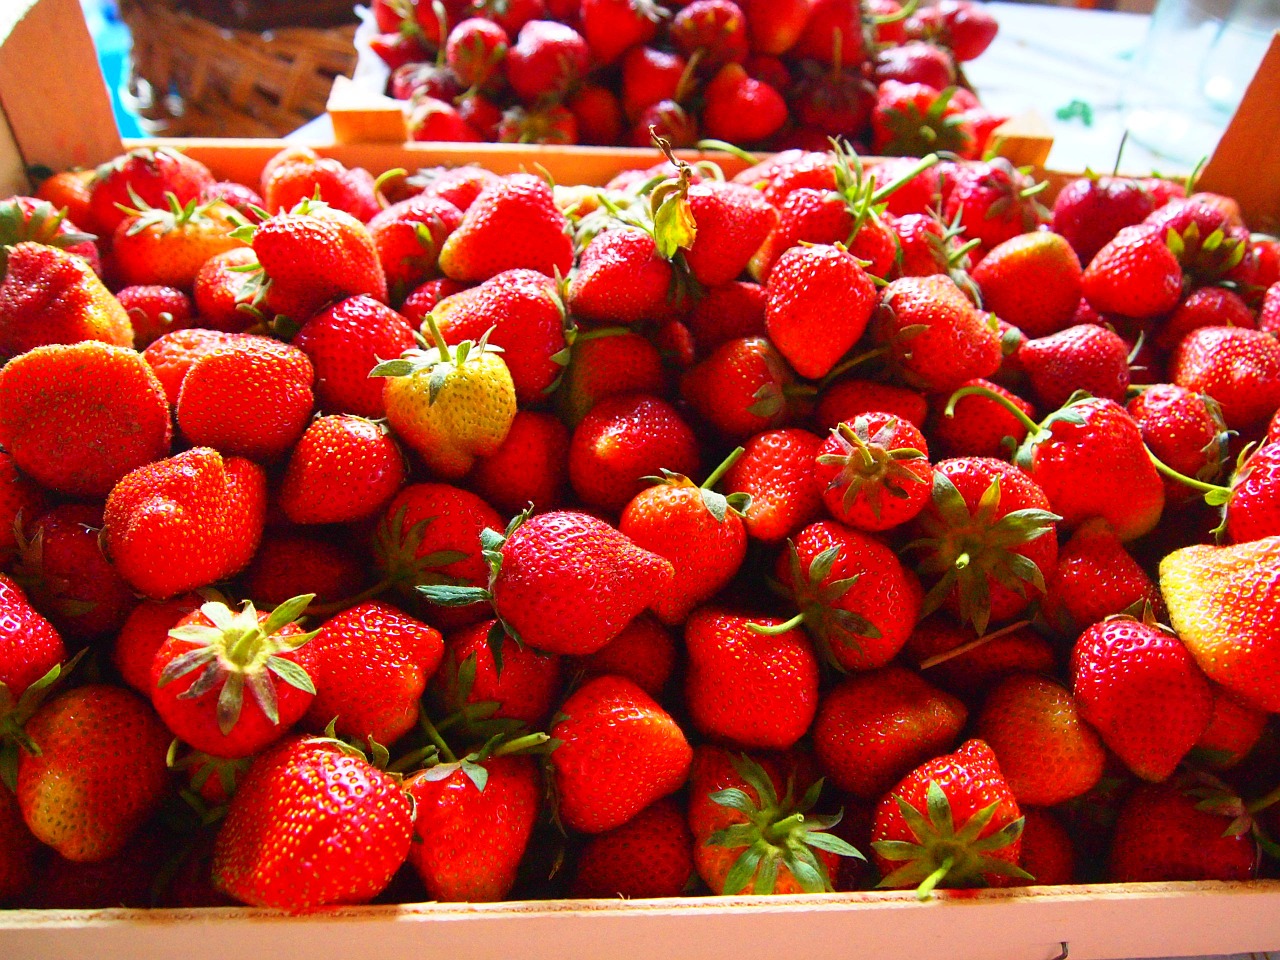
[88,146,215,235]
[0,572,66,746]
[402,277,471,324]
[303,601,443,745]
[933,377,1033,459]
[112,196,246,290]
[1160,536,1280,712]
[1262,281,1280,335]
[701,64,787,144]
[432,268,570,403]
[685,606,819,749]
[569,227,673,325]
[496,103,580,144]
[142,328,251,405]
[551,675,692,833]
[1145,198,1250,285]
[570,797,694,898]
[192,248,260,332]
[905,616,1055,700]
[579,0,665,67]
[279,415,406,525]
[1218,442,1280,545]
[568,393,699,512]
[872,82,975,160]
[970,232,1082,339]
[405,751,541,901]
[1018,324,1131,410]
[975,672,1105,807]
[0,242,132,354]
[619,46,686,122]
[871,739,1028,895]
[445,17,509,89]
[1042,518,1162,636]
[202,180,266,222]
[688,747,862,894]
[411,165,501,212]
[873,274,1002,395]
[1193,687,1268,770]
[1012,808,1075,886]
[507,19,588,102]
[116,284,193,346]
[765,243,877,380]
[176,335,315,462]
[103,447,267,600]
[792,0,864,66]
[0,341,170,498]
[722,427,824,543]
[1070,616,1213,782]
[12,504,136,640]
[1107,779,1257,882]
[1156,286,1256,354]
[438,173,573,283]
[1051,175,1157,266]
[17,685,170,862]
[570,84,625,145]
[671,0,748,66]
[0,786,39,902]
[242,533,366,611]
[0,452,45,565]
[213,736,414,911]
[408,97,484,144]
[467,409,570,513]
[0,196,99,277]
[367,193,464,302]
[765,520,922,671]
[1082,224,1183,319]
[1169,326,1280,431]
[33,170,96,237]
[680,181,779,291]
[261,154,379,223]
[113,594,202,694]
[1127,384,1230,508]
[816,378,929,431]
[629,99,699,147]
[557,329,664,427]
[680,335,796,440]
[812,665,967,799]
[814,412,932,531]
[573,613,675,697]
[741,0,811,54]
[911,456,1059,634]
[431,619,563,727]
[373,322,518,480]
[735,150,836,207]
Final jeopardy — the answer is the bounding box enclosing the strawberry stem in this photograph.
[748,611,806,636]
[419,711,458,764]
[423,312,452,361]
[917,620,1032,670]
[916,854,956,901]
[944,384,1040,436]
[703,446,745,491]
[1246,781,1280,815]
[818,346,889,389]
[870,153,940,205]
[306,577,395,618]
[1146,447,1230,497]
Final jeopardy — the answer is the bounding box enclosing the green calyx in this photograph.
[944,383,1086,473]
[120,189,236,237]
[1165,220,1247,284]
[906,472,1059,636]
[648,131,698,261]
[874,780,1030,900]
[832,140,939,249]
[0,648,87,792]
[879,87,973,159]
[643,446,752,524]
[369,313,505,405]
[707,754,864,895]
[156,594,319,736]
[400,708,558,790]
[816,416,927,521]
[0,199,96,274]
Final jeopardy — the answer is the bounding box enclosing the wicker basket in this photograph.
[118,0,358,139]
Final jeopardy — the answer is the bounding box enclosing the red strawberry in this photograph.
[911,0,999,61]
[243,533,365,611]
[1220,442,1280,545]
[103,447,266,600]
[816,378,929,431]
[701,63,787,144]
[629,99,699,147]
[569,84,625,144]
[873,40,955,89]
[872,82,975,160]
[1156,286,1255,354]
[1013,808,1075,886]
[261,155,379,223]
[1082,224,1183,319]
[1051,175,1157,266]
[620,46,686,121]
[0,786,39,902]
[671,0,748,65]
[18,685,170,862]
[496,103,580,144]
[192,248,259,332]
[680,335,796,439]
[0,453,45,564]
[213,737,414,911]
[431,619,563,728]
[116,284,193,347]
[408,97,484,144]
[1193,687,1268,770]
[1127,384,1230,508]
[735,149,837,206]
[685,606,819,749]
[721,428,824,543]
[1042,518,1163,636]
[933,377,1033,459]
[569,227,673,325]
[0,242,132,354]
[1018,324,1131,410]
[551,675,692,833]
[0,573,66,740]
[815,412,932,531]
[570,797,693,898]
[1145,197,1250,285]
[813,665,967,799]
[905,616,1055,700]
[507,20,588,102]
[467,409,569,513]
[0,341,170,498]
[1170,326,1280,431]
[792,0,864,66]
[681,181,779,290]
[573,613,675,697]
[367,193,464,301]
[1071,617,1213,782]
[113,594,202,694]
[202,180,266,222]
[579,0,665,66]
[112,196,246,291]
[557,329,664,427]
[33,170,96,237]
[402,277,471,324]
[279,415,405,525]
[873,738,1027,895]
[438,173,573,282]
[89,147,214,235]
[971,232,1082,339]
[740,0,810,53]
[0,196,99,277]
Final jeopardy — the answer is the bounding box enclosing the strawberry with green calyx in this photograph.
[373,314,517,480]
[753,520,922,672]
[690,747,864,895]
[680,335,800,440]
[1145,197,1249,286]
[89,146,215,235]
[722,428,825,544]
[421,509,674,660]
[167,740,251,806]
[872,739,1029,898]
[619,447,751,625]
[815,412,932,532]
[150,594,321,759]
[871,82,976,159]
[112,193,247,290]
[0,604,79,793]
[571,797,695,899]
[431,620,564,730]
[1127,384,1230,509]
[943,159,1050,256]
[908,457,1059,636]
[0,197,99,278]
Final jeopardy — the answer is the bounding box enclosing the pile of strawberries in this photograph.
[1,135,1279,915]
[368,0,1005,156]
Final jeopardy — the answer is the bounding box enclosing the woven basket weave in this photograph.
[118,0,358,138]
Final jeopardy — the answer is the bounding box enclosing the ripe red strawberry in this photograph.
[812,665,967,799]
[722,428,825,543]
[293,296,416,418]
[685,606,819,749]
[431,619,563,727]
[735,149,837,206]
[0,242,132,354]
[112,196,246,290]
[1261,281,1280,335]
[367,193,464,301]
[192,248,259,332]
[1051,175,1157,266]
[408,97,484,144]
[944,160,1049,255]
[438,173,573,283]
[1218,442,1280,545]
[815,413,932,531]
[671,0,748,65]
[104,447,266,600]
[570,797,693,898]
[579,0,665,66]
[740,0,811,53]
[569,228,673,325]
[688,747,862,894]
[467,409,569,514]
[619,45,686,121]
[496,102,580,145]
[424,510,674,656]
[0,452,45,565]
[874,274,1002,394]
[569,84,625,144]
[0,341,170,498]
[551,675,691,833]
[905,616,1055,700]
[243,533,365,610]
[89,146,215,235]
[1082,224,1183,319]
[1013,808,1075,886]
[1042,518,1163,636]
[279,415,405,525]
[1145,198,1250,286]
[34,169,96,235]
[445,16,509,89]
[971,232,1082,339]
[116,284,193,346]
[629,99,699,147]
[302,601,443,745]
[573,613,675,697]
[911,456,1058,634]
[401,277,471,324]
[749,188,851,284]
[0,196,99,277]
[816,379,929,431]
[975,672,1105,807]
[213,736,414,911]
[0,573,66,735]
[507,19,588,102]
[911,0,999,61]
[141,329,252,405]
[1156,286,1256,354]
[261,154,378,223]
[872,83,975,160]
[1018,324,1131,410]
[767,519,922,671]
[933,377,1033,459]
[1071,617,1213,782]
[202,180,265,222]
[18,685,170,862]
[679,181,779,290]
[1170,326,1280,431]
[701,63,787,144]
[557,329,664,427]
[569,393,699,512]
[765,243,877,380]
[873,40,955,89]
[680,335,796,439]
[793,0,864,65]
[405,751,541,902]
[873,738,1027,895]
[113,594,202,694]
[1127,384,1230,508]
[1107,779,1257,882]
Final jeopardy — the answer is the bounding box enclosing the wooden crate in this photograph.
[3,2,1280,958]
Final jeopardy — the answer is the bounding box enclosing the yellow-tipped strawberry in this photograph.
[1160,535,1280,712]
[372,314,517,480]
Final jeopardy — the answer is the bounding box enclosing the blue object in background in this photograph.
[79,0,144,137]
